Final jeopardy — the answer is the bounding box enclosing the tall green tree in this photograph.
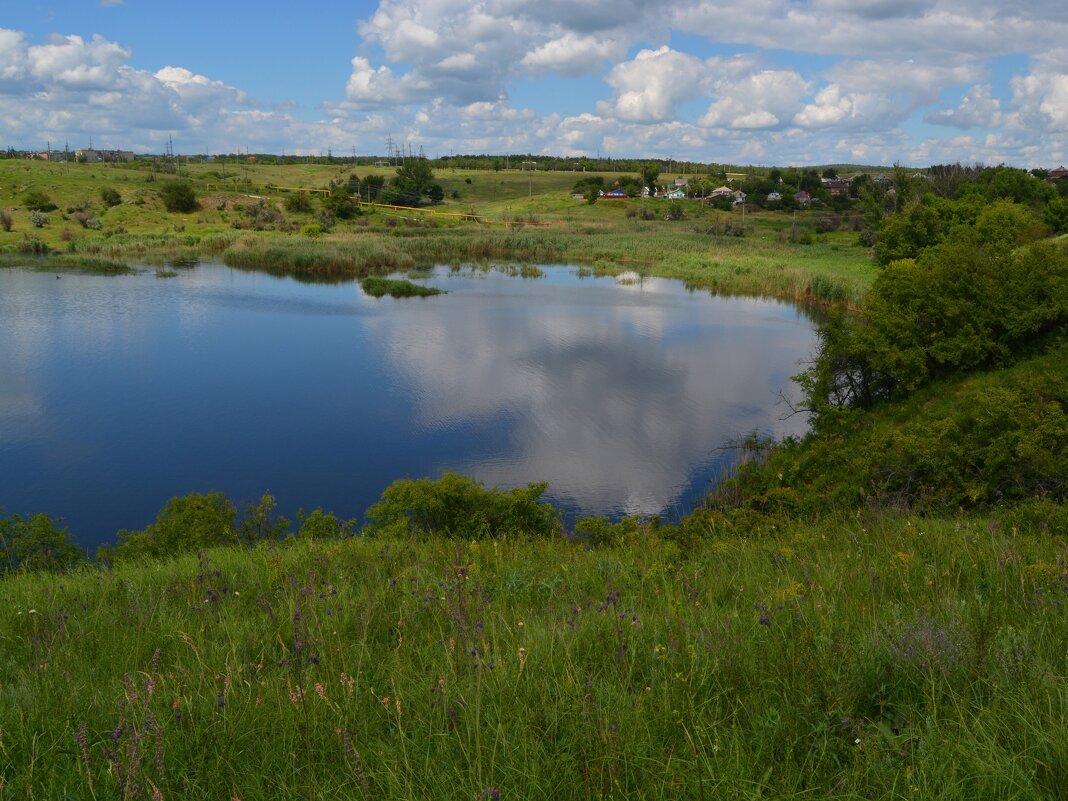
[389,159,436,206]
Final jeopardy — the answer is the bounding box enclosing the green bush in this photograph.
[296,507,356,539]
[21,190,57,212]
[284,193,313,213]
[800,233,1068,417]
[104,491,236,561]
[0,512,84,574]
[365,472,562,539]
[160,182,198,213]
[100,187,122,207]
[301,223,323,238]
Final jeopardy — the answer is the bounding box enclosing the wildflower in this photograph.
[314,682,327,700]
[518,647,527,670]
[29,609,37,615]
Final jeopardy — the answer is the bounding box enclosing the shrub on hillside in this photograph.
[100,187,122,207]
[21,190,57,212]
[0,512,84,574]
[283,192,313,213]
[800,233,1068,417]
[104,491,237,562]
[160,182,198,213]
[365,472,562,539]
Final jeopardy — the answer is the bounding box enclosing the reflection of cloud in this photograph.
[368,268,814,515]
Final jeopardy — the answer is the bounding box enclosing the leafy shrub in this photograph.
[0,210,13,231]
[800,234,1068,416]
[365,472,562,539]
[0,512,84,574]
[283,193,313,213]
[231,200,291,231]
[323,184,358,219]
[29,210,49,228]
[297,507,356,540]
[22,190,57,212]
[301,223,324,238]
[160,182,198,213]
[236,493,291,545]
[104,491,237,562]
[100,187,122,207]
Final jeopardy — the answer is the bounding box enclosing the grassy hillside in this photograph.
[2,513,1066,800]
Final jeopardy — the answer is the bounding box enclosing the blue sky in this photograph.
[2,0,1067,166]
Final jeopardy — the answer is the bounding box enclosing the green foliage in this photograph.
[159,182,198,213]
[639,163,660,190]
[1043,196,1068,233]
[361,174,386,201]
[0,512,84,574]
[365,472,561,538]
[571,176,605,195]
[300,223,324,238]
[388,158,436,206]
[105,491,237,561]
[283,192,313,213]
[737,340,1068,512]
[958,165,1051,206]
[360,276,443,298]
[29,210,49,228]
[802,223,1068,416]
[21,190,57,211]
[322,183,359,219]
[296,507,356,539]
[236,492,291,545]
[99,187,122,207]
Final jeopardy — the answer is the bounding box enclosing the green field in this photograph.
[0,159,878,304]
[2,511,1065,800]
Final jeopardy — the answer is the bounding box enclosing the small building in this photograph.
[674,177,690,188]
[75,148,135,163]
[767,191,783,202]
[794,190,812,206]
[661,187,686,199]
[1050,166,1068,180]
[822,178,851,197]
[601,188,628,199]
[709,185,735,198]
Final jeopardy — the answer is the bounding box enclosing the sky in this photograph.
[1,0,1067,167]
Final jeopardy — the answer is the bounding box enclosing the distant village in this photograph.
[24,147,136,163]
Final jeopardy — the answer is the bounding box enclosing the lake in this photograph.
[0,262,816,549]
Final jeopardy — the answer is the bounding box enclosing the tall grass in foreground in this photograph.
[1,514,1065,799]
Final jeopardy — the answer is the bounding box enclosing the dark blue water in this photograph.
[0,262,816,549]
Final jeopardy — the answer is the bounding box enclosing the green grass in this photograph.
[1,514,1065,800]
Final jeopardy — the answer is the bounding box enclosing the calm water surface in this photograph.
[0,262,816,549]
